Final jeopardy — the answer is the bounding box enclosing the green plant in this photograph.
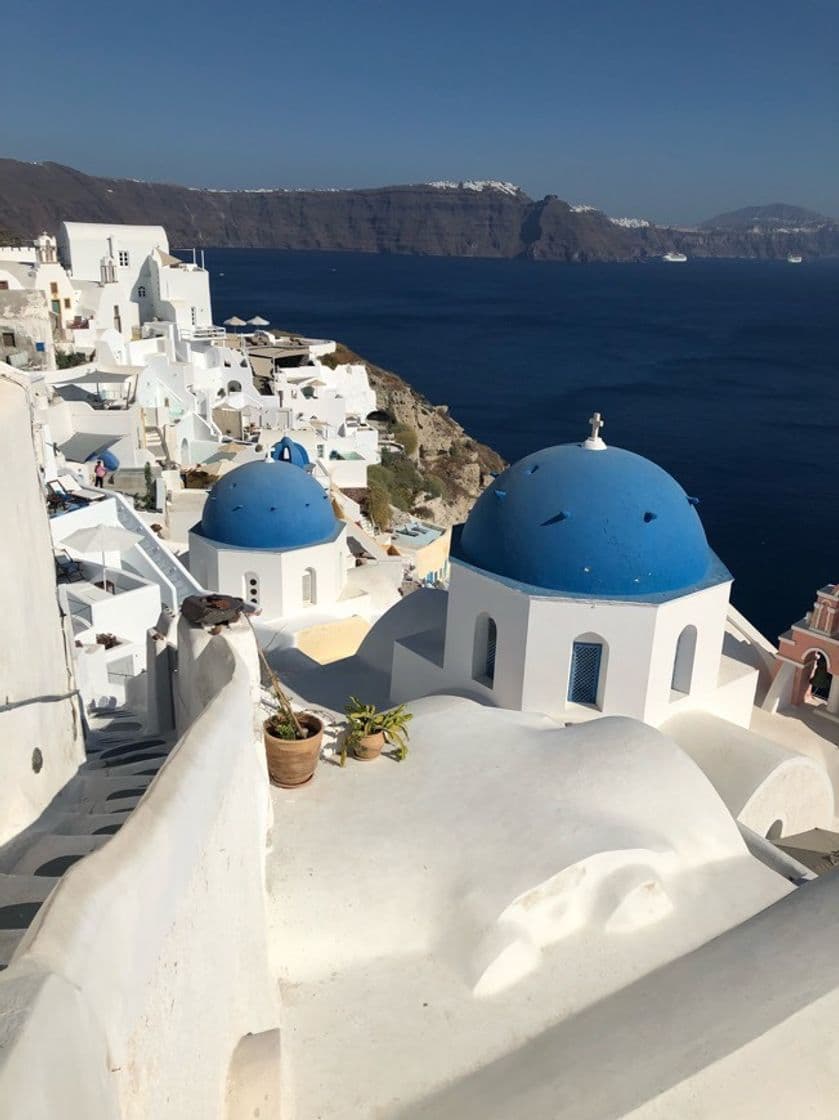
[366,478,392,529]
[423,474,443,499]
[392,422,418,457]
[56,350,89,370]
[342,697,413,764]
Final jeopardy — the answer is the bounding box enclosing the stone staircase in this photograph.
[144,423,171,465]
[0,709,176,970]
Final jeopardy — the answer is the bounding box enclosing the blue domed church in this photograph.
[390,415,758,727]
[189,459,349,619]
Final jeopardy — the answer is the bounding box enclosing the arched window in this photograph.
[137,285,146,298]
[568,636,605,706]
[302,567,317,606]
[671,625,697,695]
[244,571,260,607]
[472,614,498,687]
[227,379,242,394]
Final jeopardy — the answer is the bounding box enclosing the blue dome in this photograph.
[270,436,310,466]
[199,460,337,550]
[457,443,725,598]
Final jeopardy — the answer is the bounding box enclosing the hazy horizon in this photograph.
[5,0,838,226]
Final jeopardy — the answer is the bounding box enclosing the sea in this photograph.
[205,248,839,641]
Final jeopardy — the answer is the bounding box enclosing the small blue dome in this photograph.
[270,436,310,467]
[458,443,724,598]
[199,460,336,550]
[86,447,120,471]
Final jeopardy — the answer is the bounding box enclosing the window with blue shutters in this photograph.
[568,640,603,705]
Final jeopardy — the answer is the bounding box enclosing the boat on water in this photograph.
[787,254,803,264]
[663,251,687,263]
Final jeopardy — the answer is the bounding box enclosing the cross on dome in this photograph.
[583,411,607,451]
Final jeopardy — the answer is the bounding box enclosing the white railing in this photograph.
[111,493,204,607]
[178,325,227,342]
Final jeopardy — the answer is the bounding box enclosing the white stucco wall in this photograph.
[393,560,744,727]
[153,257,213,328]
[0,621,280,1119]
[0,369,84,845]
[59,223,169,283]
[189,528,349,619]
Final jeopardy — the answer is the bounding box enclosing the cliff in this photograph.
[700,203,831,230]
[2,159,838,261]
[323,343,504,528]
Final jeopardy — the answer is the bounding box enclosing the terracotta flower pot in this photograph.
[353,730,385,762]
[264,713,323,788]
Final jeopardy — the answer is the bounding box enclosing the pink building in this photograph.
[775,583,839,713]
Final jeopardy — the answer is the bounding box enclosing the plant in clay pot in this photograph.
[341,697,413,764]
[252,623,323,788]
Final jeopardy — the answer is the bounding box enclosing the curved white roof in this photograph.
[60,221,168,240]
[268,696,794,1118]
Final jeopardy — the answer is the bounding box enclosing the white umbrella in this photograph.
[247,316,270,327]
[62,524,142,590]
[224,316,246,331]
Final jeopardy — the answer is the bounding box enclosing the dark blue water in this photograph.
[205,249,839,641]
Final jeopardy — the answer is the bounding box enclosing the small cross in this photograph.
[588,412,604,441]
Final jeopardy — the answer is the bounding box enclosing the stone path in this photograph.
[0,709,175,969]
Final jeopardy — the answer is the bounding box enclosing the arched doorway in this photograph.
[671,625,697,695]
[804,650,832,703]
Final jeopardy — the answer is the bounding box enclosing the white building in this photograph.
[188,458,352,619]
[251,345,381,487]
[0,234,78,338]
[390,416,756,727]
[57,222,213,341]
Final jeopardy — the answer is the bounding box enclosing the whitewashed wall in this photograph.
[0,620,280,1119]
[189,528,348,619]
[0,370,84,844]
[392,561,749,728]
[59,223,168,283]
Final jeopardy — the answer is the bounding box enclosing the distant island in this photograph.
[1,159,837,262]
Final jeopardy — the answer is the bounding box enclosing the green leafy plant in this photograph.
[56,350,89,370]
[341,697,413,764]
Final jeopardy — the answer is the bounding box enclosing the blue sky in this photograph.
[4,0,838,223]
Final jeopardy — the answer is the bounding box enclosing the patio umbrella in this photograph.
[223,316,246,332]
[62,524,142,589]
[247,316,270,327]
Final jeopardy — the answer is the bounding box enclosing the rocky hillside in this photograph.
[2,159,838,260]
[323,343,504,528]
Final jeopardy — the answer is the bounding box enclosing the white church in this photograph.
[391,413,754,727]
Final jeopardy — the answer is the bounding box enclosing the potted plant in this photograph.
[256,630,323,788]
[342,697,413,764]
